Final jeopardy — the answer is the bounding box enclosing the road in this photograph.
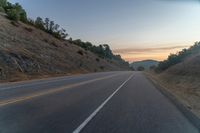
[0,71,199,133]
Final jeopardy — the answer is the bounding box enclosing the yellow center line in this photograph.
[0,74,119,107]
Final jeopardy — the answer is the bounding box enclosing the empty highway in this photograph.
[0,71,199,133]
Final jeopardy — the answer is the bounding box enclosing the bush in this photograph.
[77,50,84,55]
[5,3,27,22]
[0,6,5,12]
[43,38,49,43]
[149,65,156,71]
[100,66,104,70]
[51,41,58,47]
[96,58,100,62]
[73,40,128,66]
[24,27,33,32]
[0,0,7,8]
[10,21,19,27]
[137,66,145,71]
[131,67,135,71]
[157,42,200,72]
[7,8,20,21]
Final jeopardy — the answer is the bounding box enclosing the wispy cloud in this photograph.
[113,45,190,62]
[113,45,189,54]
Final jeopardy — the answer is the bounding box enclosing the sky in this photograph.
[9,0,200,62]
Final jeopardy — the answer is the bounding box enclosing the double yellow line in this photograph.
[0,74,118,107]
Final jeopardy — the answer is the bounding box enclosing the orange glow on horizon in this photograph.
[113,45,190,62]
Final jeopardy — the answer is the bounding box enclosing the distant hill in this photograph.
[0,14,129,82]
[130,60,159,70]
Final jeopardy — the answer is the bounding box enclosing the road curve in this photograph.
[0,71,198,133]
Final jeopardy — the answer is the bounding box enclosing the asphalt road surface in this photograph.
[0,71,199,133]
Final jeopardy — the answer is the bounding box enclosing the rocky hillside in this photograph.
[0,14,129,82]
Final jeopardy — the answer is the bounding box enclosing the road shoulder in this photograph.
[144,72,200,130]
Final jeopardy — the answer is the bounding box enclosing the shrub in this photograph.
[131,67,135,71]
[24,27,33,32]
[7,8,20,21]
[96,58,100,62]
[5,3,27,22]
[0,6,5,12]
[10,21,19,27]
[0,0,7,8]
[149,65,156,71]
[137,66,145,71]
[43,38,48,43]
[100,66,104,70]
[77,50,84,55]
[157,42,200,72]
[51,41,58,47]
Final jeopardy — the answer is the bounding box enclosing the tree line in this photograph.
[71,39,128,64]
[156,42,200,72]
[0,0,68,40]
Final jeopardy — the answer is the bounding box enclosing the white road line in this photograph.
[73,73,134,133]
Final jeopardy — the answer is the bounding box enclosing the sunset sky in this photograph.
[10,0,200,62]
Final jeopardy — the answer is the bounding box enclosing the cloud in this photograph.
[113,45,191,62]
[113,45,189,54]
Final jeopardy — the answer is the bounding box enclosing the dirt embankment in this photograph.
[146,55,200,118]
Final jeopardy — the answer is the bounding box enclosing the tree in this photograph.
[103,44,113,59]
[54,24,59,31]
[35,17,45,30]
[44,18,50,31]
[0,6,4,12]
[19,8,27,22]
[49,20,54,33]
[150,65,156,71]
[68,37,73,43]
[137,66,145,71]
[0,0,6,12]
[157,42,200,72]
[5,3,27,22]
[60,28,68,39]
[27,18,35,26]
[7,8,20,21]
[0,0,7,8]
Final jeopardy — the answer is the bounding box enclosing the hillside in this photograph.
[165,54,200,76]
[130,60,158,70]
[0,14,129,82]
[147,43,200,117]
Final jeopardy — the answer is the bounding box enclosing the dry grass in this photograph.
[146,53,200,118]
[146,70,200,118]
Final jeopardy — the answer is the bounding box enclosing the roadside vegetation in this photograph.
[72,40,128,64]
[137,66,145,71]
[147,42,200,118]
[156,42,200,72]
